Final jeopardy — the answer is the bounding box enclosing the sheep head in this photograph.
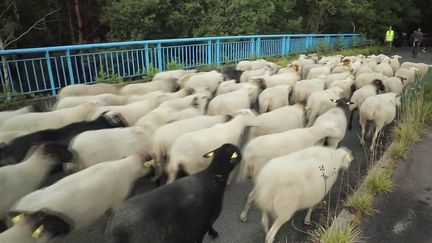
[371,79,385,93]
[330,97,354,111]
[203,143,242,176]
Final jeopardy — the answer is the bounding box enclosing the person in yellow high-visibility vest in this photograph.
[385,26,395,53]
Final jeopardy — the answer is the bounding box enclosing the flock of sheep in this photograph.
[0,52,430,243]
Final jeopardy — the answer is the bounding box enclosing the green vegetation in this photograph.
[95,66,123,84]
[166,60,184,70]
[365,169,394,196]
[310,223,361,243]
[345,193,374,216]
[143,66,160,81]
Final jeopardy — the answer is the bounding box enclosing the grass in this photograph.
[309,223,361,243]
[365,169,394,196]
[345,193,374,216]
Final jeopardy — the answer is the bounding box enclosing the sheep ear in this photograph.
[346,101,355,105]
[330,98,337,103]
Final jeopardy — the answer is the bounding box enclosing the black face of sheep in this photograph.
[105,143,242,243]
[371,79,385,93]
[101,111,129,127]
[330,98,354,111]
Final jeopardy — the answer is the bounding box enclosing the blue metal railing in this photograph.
[0,33,360,97]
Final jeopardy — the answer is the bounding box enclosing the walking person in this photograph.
[411,27,423,58]
[385,26,395,54]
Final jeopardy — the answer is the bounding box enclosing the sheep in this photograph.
[292,78,326,104]
[54,93,126,110]
[348,79,385,130]
[366,56,378,71]
[318,55,343,64]
[400,62,430,79]
[216,79,242,95]
[57,83,121,99]
[354,61,374,77]
[0,210,70,243]
[248,146,353,243]
[305,87,344,127]
[390,55,401,73]
[220,65,244,81]
[105,143,241,243]
[258,84,291,113]
[151,115,230,168]
[180,70,224,95]
[312,98,353,148]
[0,105,35,128]
[240,68,272,83]
[236,59,279,72]
[152,69,197,82]
[119,79,180,96]
[323,71,352,88]
[207,81,264,116]
[277,64,300,74]
[359,92,400,149]
[256,71,300,88]
[237,122,341,192]
[0,131,28,145]
[0,144,72,225]
[0,111,127,166]
[301,63,323,80]
[0,103,96,134]
[383,76,404,95]
[375,58,394,77]
[328,75,355,98]
[166,109,257,183]
[331,59,352,74]
[395,67,418,87]
[250,104,305,139]
[354,72,387,89]
[125,89,189,104]
[69,105,205,171]
[158,92,210,111]
[9,152,155,239]
[306,61,338,79]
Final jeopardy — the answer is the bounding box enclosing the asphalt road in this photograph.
[10,48,430,243]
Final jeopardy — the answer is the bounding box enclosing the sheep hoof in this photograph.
[304,219,311,226]
[240,212,248,222]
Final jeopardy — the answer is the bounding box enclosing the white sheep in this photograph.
[0,131,28,145]
[151,115,229,167]
[355,72,387,89]
[125,89,188,104]
[328,75,355,98]
[400,62,430,79]
[359,92,400,149]
[375,58,394,77]
[390,55,401,73]
[395,67,418,87]
[383,77,404,95]
[180,70,224,95]
[277,64,300,74]
[305,87,344,127]
[119,79,179,96]
[306,61,338,79]
[331,59,352,74]
[292,78,326,104]
[236,59,278,72]
[301,63,323,80]
[0,144,71,222]
[257,71,300,88]
[248,146,353,243]
[54,93,126,110]
[323,71,352,88]
[258,85,291,113]
[318,55,343,64]
[249,104,305,139]
[0,103,96,133]
[152,69,197,82]
[207,82,262,116]
[0,106,34,128]
[57,83,121,99]
[166,110,257,183]
[354,61,374,77]
[216,80,242,95]
[240,68,271,83]
[10,152,155,236]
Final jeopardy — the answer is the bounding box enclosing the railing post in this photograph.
[305,36,310,50]
[286,36,291,55]
[256,37,261,57]
[65,50,75,85]
[207,40,212,65]
[250,38,256,57]
[144,43,150,72]
[325,35,331,49]
[281,37,286,56]
[216,39,221,64]
[45,51,56,96]
[157,42,163,71]
[341,35,345,49]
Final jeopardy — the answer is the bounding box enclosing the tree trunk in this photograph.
[0,39,12,100]
[67,0,76,44]
[74,0,85,43]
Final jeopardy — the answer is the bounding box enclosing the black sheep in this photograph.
[105,143,242,243]
[0,111,128,166]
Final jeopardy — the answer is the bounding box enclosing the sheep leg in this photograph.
[207,226,219,239]
[261,212,270,234]
[304,207,313,225]
[240,189,255,222]
[265,217,286,243]
[359,116,367,145]
[370,125,383,150]
[326,137,340,149]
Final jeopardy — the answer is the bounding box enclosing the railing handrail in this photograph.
[0,33,359,55]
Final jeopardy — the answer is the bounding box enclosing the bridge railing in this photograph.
[0,33,360,97]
